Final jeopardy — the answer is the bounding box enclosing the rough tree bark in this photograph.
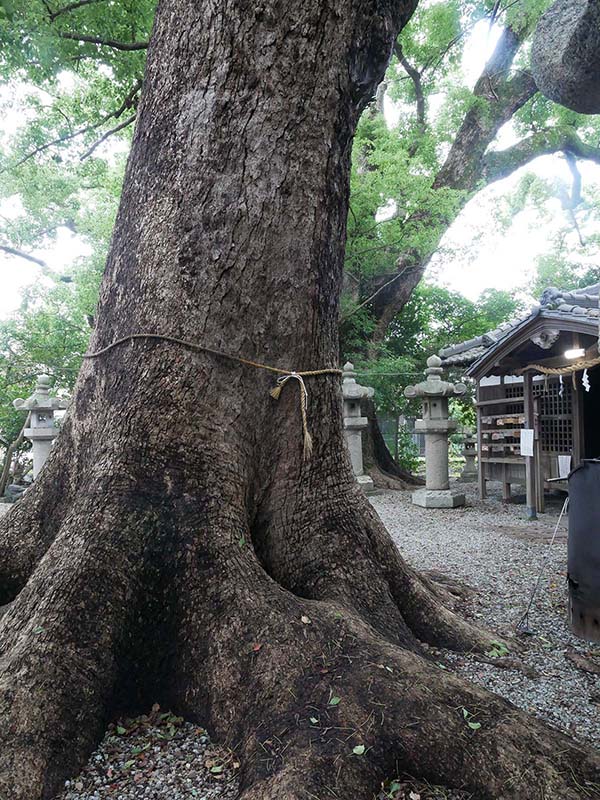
[1,2,599,799]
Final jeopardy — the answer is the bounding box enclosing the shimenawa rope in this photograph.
[83,333,342,460]
[521,355,600,376]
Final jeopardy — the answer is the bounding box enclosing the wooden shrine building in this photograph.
[439,283,600,518]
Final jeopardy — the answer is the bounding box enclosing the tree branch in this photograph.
[340,264,410,322]
[7,79,142,170]
[394,42,425,127]
[79,113,136,159]
[433,26,537,190]
[355,27,538,347]
[47,0,104,20]
[564,151,583,208]
[59,32,148,50]
[419,1,523,78]
[0,245,47,268]
[482,128,600,184]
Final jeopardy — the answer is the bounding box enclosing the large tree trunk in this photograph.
[1,2,599,799]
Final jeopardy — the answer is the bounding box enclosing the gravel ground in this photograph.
[53,707,240,800]
[372,480,600,748]
[3,485,599,799]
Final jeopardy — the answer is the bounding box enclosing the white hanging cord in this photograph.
[583,368,591,392]
[516,496,569,635]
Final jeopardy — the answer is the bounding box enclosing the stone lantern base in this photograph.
[356,474,375,493]
[460,468,478,483]
[412,488,465,508]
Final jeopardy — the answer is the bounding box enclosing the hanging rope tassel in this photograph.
[270,372,313,460]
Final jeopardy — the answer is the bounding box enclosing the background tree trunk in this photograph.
[0,1,599,799]
[362,397,424,488]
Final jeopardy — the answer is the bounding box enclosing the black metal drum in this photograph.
[568,459,600,642]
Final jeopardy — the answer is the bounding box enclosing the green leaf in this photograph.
[328,696,341,706]
[211,764,224,774]
[467,721,481,730]
[116,726,126,735]
[462,707,469,718]
[486,640,509,658]
[352,744,365,755]
[309,717,318,724]
[0,0,15,20]
[123,759,135,769]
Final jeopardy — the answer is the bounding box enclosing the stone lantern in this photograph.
[342,362,374,492]
[14,374,70,479]
[404,355,466,508]
[461,427,478,483]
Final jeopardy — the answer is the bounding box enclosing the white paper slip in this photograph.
[520,428,534,457]
[558,455,571,478]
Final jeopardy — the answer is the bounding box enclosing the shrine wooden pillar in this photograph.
[523,371,538,520]
[476,380,486,499]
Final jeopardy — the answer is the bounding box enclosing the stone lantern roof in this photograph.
[342,362,375,402]
[404,355,466,399]
[13,374,69,412]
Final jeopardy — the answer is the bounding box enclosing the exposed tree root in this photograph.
[254,475,495,654]
[1,485,599,800]
[174,576,600,800]
[422,569,477,603]
[0,427,75,605]
[0,496,172,800]
[369,464,415,491]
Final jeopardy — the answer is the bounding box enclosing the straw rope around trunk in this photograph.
[82,333,342,460]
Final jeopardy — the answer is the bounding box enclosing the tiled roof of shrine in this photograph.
[439,284,600,368]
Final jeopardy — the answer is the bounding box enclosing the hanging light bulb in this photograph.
[564,348,585,359]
